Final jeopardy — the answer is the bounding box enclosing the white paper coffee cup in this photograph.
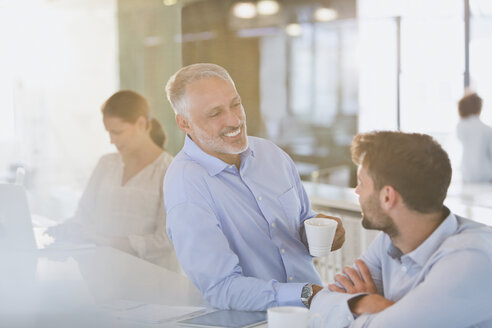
[304,217,338,257]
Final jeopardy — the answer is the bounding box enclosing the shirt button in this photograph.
[258,196,262,201]
[229,165,234,169]
[401,266,407,272]
[289,276,293,281]
[281,249,285,254]
[271,223,275,228]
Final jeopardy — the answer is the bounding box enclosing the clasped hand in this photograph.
[328,259,394,315]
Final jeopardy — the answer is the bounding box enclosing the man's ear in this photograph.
[176,114,191,133]
[380,185,398,211]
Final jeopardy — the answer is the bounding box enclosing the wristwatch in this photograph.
[301,283,314,308]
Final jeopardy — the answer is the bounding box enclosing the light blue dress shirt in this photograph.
[164,135,321,310]
[310,211,492,327]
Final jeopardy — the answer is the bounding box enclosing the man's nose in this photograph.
[224,108,242,127]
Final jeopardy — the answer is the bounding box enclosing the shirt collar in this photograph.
[240,141,254,162]
[388,207,458,267]
[182,134,254,176]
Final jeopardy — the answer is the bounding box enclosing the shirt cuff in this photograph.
[310,289,368,328]
[273,282,305,307]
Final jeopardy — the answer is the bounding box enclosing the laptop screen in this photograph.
[0,183,37,251]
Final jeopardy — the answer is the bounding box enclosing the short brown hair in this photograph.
[458,93,482,118]
[351,131,451,213]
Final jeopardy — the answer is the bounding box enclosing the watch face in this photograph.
[301,284,313,308]
[302,284,313,300]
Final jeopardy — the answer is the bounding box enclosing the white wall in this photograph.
[0,0,118,220]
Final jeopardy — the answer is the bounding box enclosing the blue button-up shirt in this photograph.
[310,211,492,327]
[164,136,321,310]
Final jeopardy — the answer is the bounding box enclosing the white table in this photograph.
[0,245,207,327]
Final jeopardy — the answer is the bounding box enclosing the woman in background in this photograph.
[47,90,179,271]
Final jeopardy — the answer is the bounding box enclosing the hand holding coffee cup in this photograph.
[304,216,339,257]
[317,214,345,251]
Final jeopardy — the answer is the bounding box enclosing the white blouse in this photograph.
[72,152,179,271]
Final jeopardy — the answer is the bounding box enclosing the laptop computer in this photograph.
[0,183,37,251]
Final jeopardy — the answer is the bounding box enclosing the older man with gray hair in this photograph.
[163,63,345,311]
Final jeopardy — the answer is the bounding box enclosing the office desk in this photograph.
[0,246,207,327]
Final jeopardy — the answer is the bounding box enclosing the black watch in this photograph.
[301,283,314,308]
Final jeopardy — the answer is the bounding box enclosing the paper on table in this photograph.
[106,302,206,324]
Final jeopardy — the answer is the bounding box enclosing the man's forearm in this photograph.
[349,294,395,315]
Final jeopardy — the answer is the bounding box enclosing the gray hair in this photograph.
[165,63,235,117]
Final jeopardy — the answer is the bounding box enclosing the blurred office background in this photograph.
[1,0,492,222]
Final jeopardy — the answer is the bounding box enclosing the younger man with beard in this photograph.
[310,131,492,328]
[163,63,345,311]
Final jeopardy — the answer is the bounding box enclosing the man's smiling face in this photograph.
[181,76,248,164]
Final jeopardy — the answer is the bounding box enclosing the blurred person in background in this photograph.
[46,90,180,271]
[457,91,492,183]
